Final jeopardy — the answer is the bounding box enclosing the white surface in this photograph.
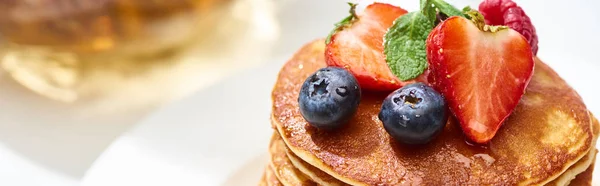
[0,71,152,186]
[1,0,592,186]
[81,59,283,186]
[0,144,77,186]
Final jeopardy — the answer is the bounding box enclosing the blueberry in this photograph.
[378,83,448,145]
[298,67,361,130]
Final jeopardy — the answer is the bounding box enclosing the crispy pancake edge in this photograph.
[268,133,316,186]
[568,151,596,186]
[265,165,284,186]
[282,134,349,186]
[553,149,596,186]
[546,113,599,185]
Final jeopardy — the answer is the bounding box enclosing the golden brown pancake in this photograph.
[269,131,347,186]
[271,40,597,185]
[270,130,596,186]
[262,165,283,186]
[568,157,595,186]
[565,116,600,186]
[268,133,316,186]
[562,149,596,186]
[548,115,599,185]
[268,130,348,186]
[548,148,596,186]
[267,129,596,186]
[286,147,349,186]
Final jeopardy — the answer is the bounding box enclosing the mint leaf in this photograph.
[384,12,434,81]
[420,0,436,22]
[430,0,464,18]
[325,3,358,45]
[420,0,464,25]
[384,0,464,80]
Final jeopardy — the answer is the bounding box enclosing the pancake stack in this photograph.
[260,40,599,186]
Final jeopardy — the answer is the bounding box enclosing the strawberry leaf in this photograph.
[384,12,434,81]
[325,3,358,45]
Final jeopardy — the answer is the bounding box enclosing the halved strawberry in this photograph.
[426,13,534,143]
[325,3,413,91]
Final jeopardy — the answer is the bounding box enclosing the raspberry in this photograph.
[479,0,538,55]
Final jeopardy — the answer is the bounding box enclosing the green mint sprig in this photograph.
[384,0,464,81]
[384,12,433,81]
[428,0,464,19]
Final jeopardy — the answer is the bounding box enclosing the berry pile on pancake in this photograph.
[260,0,598,185]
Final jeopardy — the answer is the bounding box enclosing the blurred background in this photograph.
[0,0,598,185]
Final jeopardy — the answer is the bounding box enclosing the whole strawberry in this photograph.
[479,0,539,55]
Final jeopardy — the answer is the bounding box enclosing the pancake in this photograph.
[285,133,596,186]
[269,131,347,186]
[271,40,598,185]
[551,149,596,186]
[279,129,597,186]
[268,119,597,186]
[268,133,316,186]
[568,156,596,186]
[549,115,599,185]
[271,130,596,186]
[563,116,600,186]
[262,165,283,186]
[268,130,596,186]
[285,145,348,186]
[269,130,348,186]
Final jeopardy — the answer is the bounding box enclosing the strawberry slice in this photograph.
[426,13,534,143]
[325,3,412,91]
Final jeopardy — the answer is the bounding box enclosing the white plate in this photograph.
[82,0,600,185]
[80,59,283,186]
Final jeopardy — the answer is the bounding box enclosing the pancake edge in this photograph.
[275,113,598,186]
[273,115,372,186]
[268,133,315,186]
[286,150,345,186]
[535,112,598,185]
[283,135,348,186]
[550,148,597,186]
